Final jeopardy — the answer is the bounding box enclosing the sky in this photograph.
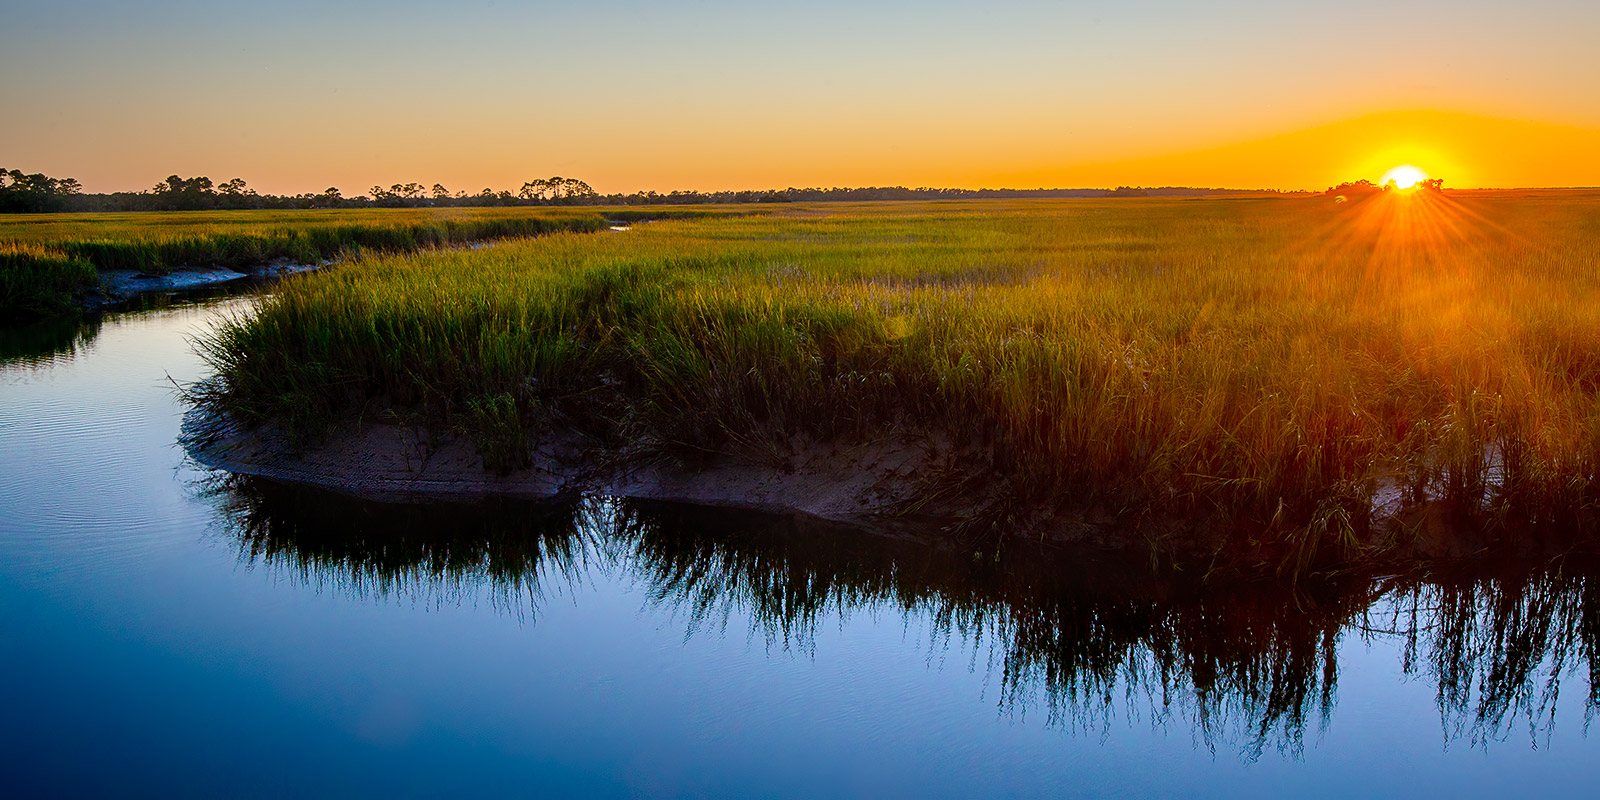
[3,0,1598,194]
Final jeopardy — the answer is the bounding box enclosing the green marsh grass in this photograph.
[0,206,723,318]
[195,194,1600,567]
[0,207,611,268]
[0,244,98,316]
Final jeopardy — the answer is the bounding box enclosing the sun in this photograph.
[1380,164,1430,190]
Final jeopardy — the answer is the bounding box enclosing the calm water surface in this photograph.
[3,298,1598,796]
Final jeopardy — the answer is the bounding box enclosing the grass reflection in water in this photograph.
[213,478,597,614]
[211,476,1599,758]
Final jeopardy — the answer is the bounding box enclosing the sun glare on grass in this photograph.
[1381,164,1429,190]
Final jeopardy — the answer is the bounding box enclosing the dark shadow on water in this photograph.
[1373,567,1600,747]
[1,280,267,366]
[207,477,595,615]
[0,313,102,365]
[207,475,1600,758]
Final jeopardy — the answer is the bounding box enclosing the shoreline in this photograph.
[179,409,1160,552]
[84,260,326,311]
[183,410,956,519]
[180,408,1593,572]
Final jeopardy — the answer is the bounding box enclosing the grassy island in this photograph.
[192,193,1600,571]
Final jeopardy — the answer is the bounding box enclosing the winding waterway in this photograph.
[3,295,1598,796]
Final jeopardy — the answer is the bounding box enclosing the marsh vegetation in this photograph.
[192,193,1600,571]
[0,207,624,317]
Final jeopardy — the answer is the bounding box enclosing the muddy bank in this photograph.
[186,412,945,518]
[180,409,1594,570]
[85,261,325,310]
[179,410,1165,551]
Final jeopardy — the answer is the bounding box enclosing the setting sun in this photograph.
[1381,164,1430,190]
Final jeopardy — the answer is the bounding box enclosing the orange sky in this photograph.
[1024,111,1600,191]
[3,1,1598,194]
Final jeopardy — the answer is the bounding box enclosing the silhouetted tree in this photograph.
[153,175,217,210]
[312,187,343,208]
[1325,179,1383,197]
[518,179,548,201]
[0,168,81,212]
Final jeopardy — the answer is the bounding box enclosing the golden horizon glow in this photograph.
[1381,165,1430,190]
[3,5,1599,193]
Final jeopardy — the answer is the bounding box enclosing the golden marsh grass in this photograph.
[196,193,1600,567]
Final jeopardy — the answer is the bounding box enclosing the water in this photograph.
[3,297,1598,796]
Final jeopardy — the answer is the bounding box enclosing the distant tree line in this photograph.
[1325,177,1445,197]
[1,167,1301,213]
[0,169,83,212]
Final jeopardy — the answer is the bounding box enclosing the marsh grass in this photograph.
[195,194,1600,568]
[0,206,664,318]
[0,244,98,316]
[467,391,532,472]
